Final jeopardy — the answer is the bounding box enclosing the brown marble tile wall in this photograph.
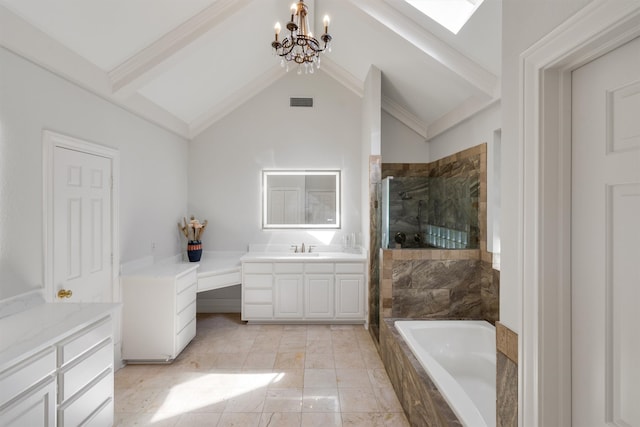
[369,155,382,346]
[496,322,518,427]
[380,319,462,426]
[380,249,499,323]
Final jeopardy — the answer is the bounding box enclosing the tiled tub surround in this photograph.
[395,320,495,426]
[496,322,518,427]
[380,249,499,324]
[380,319,462,426]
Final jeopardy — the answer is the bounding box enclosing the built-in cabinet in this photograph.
[0,305,117,427]
[121,266,197,362]
[242,259,365,322]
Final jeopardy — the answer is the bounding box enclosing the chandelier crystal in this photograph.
[271,1,332,74]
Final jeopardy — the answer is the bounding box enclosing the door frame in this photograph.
[42,130,120,303]
[520,1,640,426]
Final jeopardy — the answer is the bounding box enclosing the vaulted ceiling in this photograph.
[0,0,501,140]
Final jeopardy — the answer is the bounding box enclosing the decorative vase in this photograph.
[187,240,202,262]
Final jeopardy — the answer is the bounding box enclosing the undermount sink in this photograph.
[290,252,320,257]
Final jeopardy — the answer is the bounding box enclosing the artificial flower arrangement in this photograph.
[179,216,208,262]
[178,216,208,242]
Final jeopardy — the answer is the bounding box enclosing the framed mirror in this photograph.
[263,170,341,229]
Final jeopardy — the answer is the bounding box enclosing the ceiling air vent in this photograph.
[290,97,313,107]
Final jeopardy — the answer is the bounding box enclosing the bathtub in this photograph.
[395,320,496,427]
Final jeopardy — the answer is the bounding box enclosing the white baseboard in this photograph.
[197,298,241,313]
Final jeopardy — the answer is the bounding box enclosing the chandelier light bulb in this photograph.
[323,15,330,33]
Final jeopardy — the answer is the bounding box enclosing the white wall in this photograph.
[0,47,189,301]
[500,0,592,333]
[381,111,429,163]
[361,66,382,251]
[188,71,362,251]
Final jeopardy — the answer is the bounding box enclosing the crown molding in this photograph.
[426,95,499,141]
[347,0,499,97]
[319,57,364,98]
[381,95,428,138]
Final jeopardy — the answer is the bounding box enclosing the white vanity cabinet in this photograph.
[56,317,114,426]
[242,263,274,320]
[121,265,198,362]
[335,262,366,319]
[0,303,117,427]
[273,263,304,319]
[0,349,56,427]
[241,256,365,323]
[304,263,335,319]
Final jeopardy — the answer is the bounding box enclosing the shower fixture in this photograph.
[399,191,412,200]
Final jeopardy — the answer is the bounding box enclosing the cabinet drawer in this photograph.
[243,263,272,274]
[58,369,112,427]
[335,263,365,274]
[176,319,196,355]
[0,348,55,408]
[243,274,273,288]
[198,271,241,292]
[274,263,304,274]
[176,283,197,313]
[177,302,196,334]
[176,270,197,294]
[244,289,272,304]
[58,340,112,403]
[58,318,111,366]
[0,377,56,427]
[243,304,273,319]
[305,263,334,273]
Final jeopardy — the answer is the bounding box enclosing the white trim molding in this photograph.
[519,2,640,426]
[42,130,121,304]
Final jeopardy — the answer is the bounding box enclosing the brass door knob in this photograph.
[57,289,73,299]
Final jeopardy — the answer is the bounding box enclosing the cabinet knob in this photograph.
[57,289,73,299]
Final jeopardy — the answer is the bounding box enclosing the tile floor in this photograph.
[114,313,409,427]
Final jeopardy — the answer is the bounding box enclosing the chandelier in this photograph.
[271,1,332,74]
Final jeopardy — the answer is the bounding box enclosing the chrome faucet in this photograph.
[301,243,305,253]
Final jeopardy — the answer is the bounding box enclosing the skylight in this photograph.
[404,0,485,34]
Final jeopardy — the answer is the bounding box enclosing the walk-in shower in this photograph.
[381,176,479,249]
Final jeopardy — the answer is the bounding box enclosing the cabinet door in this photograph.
[0,379,56,427]
[274,275,303,318]
[335,275,365,319]
[305,275,334,318]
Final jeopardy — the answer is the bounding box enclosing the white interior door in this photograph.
[571,36,640,426]
[53,146,113,302]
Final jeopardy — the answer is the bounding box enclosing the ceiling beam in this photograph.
[188,64,286,138]
[108,0,253,99]
[0,6,189,138]
[347,0,499,97]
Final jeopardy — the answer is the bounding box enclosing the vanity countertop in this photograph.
[197,251,245,277]
[240,251,366,262]
[120,261,199,279]
[0,302,120,372]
